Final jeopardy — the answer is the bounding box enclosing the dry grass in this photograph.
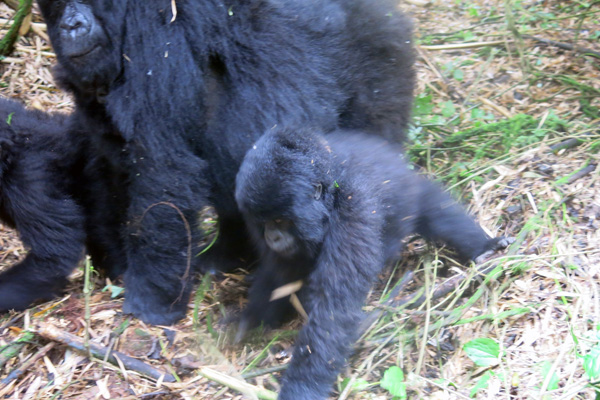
[1,0,599,399]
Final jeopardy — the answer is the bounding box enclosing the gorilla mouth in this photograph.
[69,45,100,59]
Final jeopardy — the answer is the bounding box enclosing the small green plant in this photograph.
[442,61,464,81]
[380,366,407,399]
[470,370,494,398]
[582,344,600,381]
[440,100,456,119]
[463,338,500,367]
[101,282,125,298]
[540,361,559,391]
[340,377,370,394]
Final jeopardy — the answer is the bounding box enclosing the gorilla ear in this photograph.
[313,183,323,200]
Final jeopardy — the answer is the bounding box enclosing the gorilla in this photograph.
[0,98,85,312]
[234,127,510,399]
[10,0,416,324]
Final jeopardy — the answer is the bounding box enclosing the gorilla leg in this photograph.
[415,180,507,261]
[79,165,128,278]
[0,161,84,311]
[278,209,383,400]
[121,152,209,325]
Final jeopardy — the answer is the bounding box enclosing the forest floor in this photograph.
[0,0,599,399]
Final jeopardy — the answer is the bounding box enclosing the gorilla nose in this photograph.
[265,230,283,244]
[60,3,92,36]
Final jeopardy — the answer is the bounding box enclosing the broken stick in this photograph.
[36,323,176,383]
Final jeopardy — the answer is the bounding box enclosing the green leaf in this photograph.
[471,108,485,120]
[413,94,434,116]
[461,31,476,41]
[468,7,479,17]
[540,361,559,391]
[441,101,456,118]
[470,370,493,397]
[6,112,14,125]
[463,338,500,367]
[380,366,407,399]
[340,378,370,394]
[453,68,464,81]
[583,345,600,381]
[102,283,125,298]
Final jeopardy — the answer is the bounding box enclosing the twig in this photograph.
[83,257,93,359]
[1,342,55,385]
[420,40,512,51]
[198,367,277,400]
[359,270,414,335]
[36,323,176,382]
[523,34,600,59]
[0,315,22,333]
[394,262,498,310]
[0,18,46,30]
[415,257,434,376]
[0,56,24,64]
[1,0,19,10]
[241,364,288,379]
[477,96,512,119]
[504,0,531,73]
[549,137,584,153]
[567,164,597,184]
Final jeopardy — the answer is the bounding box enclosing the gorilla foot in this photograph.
[0,281,61,313]
[122,294,187,325]
[475,236,515,264]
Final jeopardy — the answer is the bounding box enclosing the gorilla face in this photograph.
[236,129,335,259]
[37,0,126,91]
[263,219,298,256]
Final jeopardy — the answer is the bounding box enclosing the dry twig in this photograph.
[523,34,600,58]
[198,367,277,400]
[1,342,54,385]
[35,323,176,383]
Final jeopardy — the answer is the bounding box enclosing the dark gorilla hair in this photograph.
[18,0,416,324]
[0,98,85,312]
[235,127,510,399]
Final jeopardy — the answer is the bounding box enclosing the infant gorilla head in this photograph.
[235,127,510,399]
[237,131,337,259]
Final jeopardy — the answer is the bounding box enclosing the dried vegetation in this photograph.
[0,0,599,399]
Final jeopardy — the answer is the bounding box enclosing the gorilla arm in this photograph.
[278,194,384,400]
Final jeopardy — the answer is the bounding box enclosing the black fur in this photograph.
[235,127,508,399]
[25,0,415,324]
[0,98,85,312]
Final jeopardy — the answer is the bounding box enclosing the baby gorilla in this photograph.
[0,98,85,312]
[235,127,509,399]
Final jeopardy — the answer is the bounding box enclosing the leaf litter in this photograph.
[1,1,599,398]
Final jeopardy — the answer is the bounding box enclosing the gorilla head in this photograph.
[37,0,126,91]
[235,128,336,259]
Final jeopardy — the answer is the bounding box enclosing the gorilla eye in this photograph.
[313,183,323,200]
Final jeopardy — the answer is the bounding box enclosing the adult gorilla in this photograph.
[32,0,414,325]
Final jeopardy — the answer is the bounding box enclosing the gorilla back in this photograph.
[35,0,415,324]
